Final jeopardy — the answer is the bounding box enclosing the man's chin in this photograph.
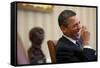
[75,34,80,40]
[75,36,80,40]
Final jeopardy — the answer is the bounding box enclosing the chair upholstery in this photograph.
[47,40,57,63]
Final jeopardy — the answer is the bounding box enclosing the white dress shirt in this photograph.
[63,35,76,44]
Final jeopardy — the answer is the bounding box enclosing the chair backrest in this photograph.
[47,40,57,63]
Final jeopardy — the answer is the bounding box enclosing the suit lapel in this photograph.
[61,36,83,50]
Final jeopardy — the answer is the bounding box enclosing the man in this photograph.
[56,10,97,63]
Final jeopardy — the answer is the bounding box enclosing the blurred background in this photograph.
[17,3,96,63]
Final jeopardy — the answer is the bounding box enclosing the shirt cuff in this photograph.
[83,45,92,49]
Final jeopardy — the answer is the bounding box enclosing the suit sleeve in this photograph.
[83,48,97,61]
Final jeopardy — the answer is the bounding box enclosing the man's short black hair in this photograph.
[58,10,76,27]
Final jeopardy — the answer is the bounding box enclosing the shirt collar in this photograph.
[63,35,76,44]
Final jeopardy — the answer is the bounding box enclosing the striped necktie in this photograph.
[76,40,81,46]
[76,40,83,50]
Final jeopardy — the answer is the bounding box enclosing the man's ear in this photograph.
[60,25,66,33]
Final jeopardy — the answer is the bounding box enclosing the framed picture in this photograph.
[11,1,98,66]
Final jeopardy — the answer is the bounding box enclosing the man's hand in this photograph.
[81,26,90,45]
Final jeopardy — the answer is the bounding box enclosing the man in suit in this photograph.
[56,10,97,63]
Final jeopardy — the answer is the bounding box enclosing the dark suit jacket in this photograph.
[56,36,97,63]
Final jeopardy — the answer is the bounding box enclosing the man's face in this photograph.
[62,15,81,40]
